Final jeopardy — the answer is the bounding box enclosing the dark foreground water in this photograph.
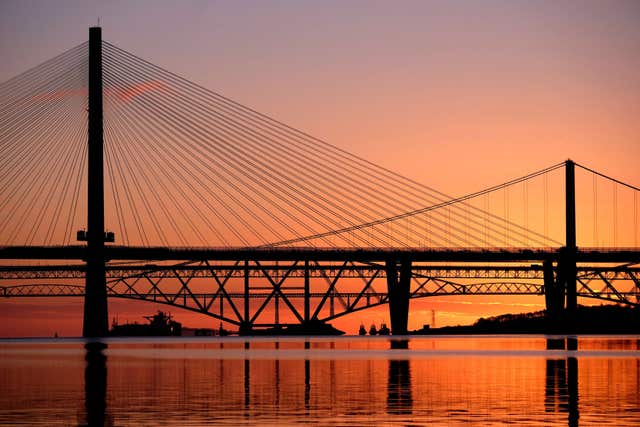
[0,336,639,426]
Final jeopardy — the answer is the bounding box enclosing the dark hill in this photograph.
[411,304,640,334]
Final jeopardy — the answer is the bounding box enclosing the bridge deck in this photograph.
[1,245,638,262]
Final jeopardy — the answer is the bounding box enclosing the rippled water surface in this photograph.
[1,335,639,426]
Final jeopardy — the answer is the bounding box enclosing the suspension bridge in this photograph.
[1,28,639,337]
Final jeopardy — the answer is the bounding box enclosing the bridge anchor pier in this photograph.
[385,259,411,335]
[558,247,577,314]
[543,259,564,330]
[239,322,253,336]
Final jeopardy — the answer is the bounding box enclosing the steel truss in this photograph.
[2,260,639,328]
[3,262,638,280]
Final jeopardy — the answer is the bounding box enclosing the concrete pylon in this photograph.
[385,259,412,335]
[83,27,108,338]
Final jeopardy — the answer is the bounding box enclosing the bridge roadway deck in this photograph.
[1,245,639,262]
[1,264,638,281]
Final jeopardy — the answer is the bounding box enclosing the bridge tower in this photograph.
[545,159,578,326]
[563,159,577,313]
[82,27,108,337]
[543,160,577,323]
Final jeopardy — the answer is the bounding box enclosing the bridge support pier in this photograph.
[239,260,252,335]
[556,247,577,332]
[558,247,577,314]
[83,26,108,338]
[543,260,564,315]
[304,260,310,323]
[543,259,564,330]
[385,259,412,335]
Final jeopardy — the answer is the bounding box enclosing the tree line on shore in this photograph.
[414,304,640,334]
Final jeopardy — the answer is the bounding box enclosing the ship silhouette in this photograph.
[110,311,182,336]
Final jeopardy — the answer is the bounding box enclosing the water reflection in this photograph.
[2,336,639,425]
[389,338,409,350]
[386,339,412,415]
[274,342,280,408]
[545,337,579,427]
[567,356,579,427]
[304,340,310,410]
[241,340,312,414]
[387,359,412,415]
[240,339,413,416]
[243,341,250,414]
[81,341,110,427]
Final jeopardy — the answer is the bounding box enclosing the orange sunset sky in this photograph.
[1,0,639,337]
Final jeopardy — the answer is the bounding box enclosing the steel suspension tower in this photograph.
[83,27,108,337]
[564,159,577,313]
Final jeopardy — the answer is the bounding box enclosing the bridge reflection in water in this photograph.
[83,342,110,427]
[2,336,638,425]
[82,339,417,425]
[386,340,413,415]
[545,338,579,427]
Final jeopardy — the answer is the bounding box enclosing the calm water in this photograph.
[0,336,639,426]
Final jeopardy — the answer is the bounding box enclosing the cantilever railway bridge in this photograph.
[1,28,639,336]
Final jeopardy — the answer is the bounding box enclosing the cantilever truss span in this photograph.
[3,258,639,328]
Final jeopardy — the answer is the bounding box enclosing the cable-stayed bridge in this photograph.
[1,28,639,336]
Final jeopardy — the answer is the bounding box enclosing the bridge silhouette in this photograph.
[1,28,639,337]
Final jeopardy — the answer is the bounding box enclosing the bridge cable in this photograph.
[25,106,86,245]
[0,42,87,99]
[103,116,151,246]
[43,114,88,244]
[1,97,86,243]
[101,42,560,249]
[104,98,231,246]
[106,42,556,249]
[1,39,568,247]
[0,44,88,245]
[104,108,185,246]
[102,45,434,246]
[266,163,565,247]
[62,139,87,245]
[104,113,169,246]
[102,67,270,247]
[103,51,362,247]
[103,120,130,245]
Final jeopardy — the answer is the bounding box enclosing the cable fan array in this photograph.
[1,39,569,248]
[100,41,562,248]
[0,43,88,246]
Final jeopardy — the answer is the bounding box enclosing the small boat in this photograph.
[369,324,378,335]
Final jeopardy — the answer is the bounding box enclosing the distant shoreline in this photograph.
[410,304,640,335]
[1,305,638,339]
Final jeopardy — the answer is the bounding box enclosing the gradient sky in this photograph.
[1,0,639,336]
